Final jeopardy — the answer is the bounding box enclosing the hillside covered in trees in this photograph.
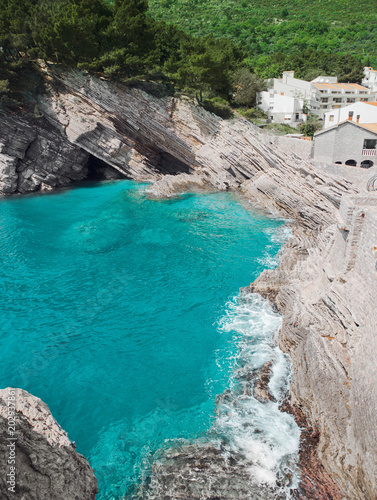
[148,0,377,79]
[0,0,369,113]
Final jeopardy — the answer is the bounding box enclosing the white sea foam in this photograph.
[257,225,292,269]
[215,293,301,497]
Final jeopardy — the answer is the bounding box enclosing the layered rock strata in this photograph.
[0,388,97,499]
[1,67,376,498]
[249,195,377,499]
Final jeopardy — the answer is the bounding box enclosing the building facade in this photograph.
[257,91,307,126]
[362,67,377,93]
[313,121,377,167]
[258,71,376,122]
[323,102,377,129]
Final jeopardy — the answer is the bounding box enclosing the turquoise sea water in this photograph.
[0,180,300,498]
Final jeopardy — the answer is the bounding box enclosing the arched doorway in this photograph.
[345,159,357,166]
[361,160,374,169]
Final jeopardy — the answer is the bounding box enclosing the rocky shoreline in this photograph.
[1,67,376,498]
[0,388,97,499]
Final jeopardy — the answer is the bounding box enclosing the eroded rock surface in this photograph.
[249,195,377,499]
[0,115,90,194]
[0,388,97,500]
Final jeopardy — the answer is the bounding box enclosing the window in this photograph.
[269,106,274,110]
[363,139,377,149]
[360,98,368,102]
[333,98,342,103]
[348,111,354,120]
[356,115,360,123]
[347,98,355,103]
[321,98,328,103]
[329,115,334,122]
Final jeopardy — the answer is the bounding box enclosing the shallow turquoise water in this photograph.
[0,180,297,498]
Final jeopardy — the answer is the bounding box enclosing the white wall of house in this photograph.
[272,71,314,100]
[313,83,376,119]
[312,76,338,84]
[362,67,377,92]
[257,91,307,126]
[264,71,376,122]
[324,102,377,128]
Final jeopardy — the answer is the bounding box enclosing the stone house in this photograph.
[313,120,377,167]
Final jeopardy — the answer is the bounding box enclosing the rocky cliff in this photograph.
[249,195,377,499]
[0,388,97,499]
[0,67,376,499]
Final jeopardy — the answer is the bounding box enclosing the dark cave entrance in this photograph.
[86,154,129,181]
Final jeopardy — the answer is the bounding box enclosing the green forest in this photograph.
[148,0,377,76]
[0,0,373,113]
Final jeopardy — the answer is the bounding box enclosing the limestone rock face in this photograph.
[36,67,354,228]
[0,115,89,195]
[0,388,97,500]
[249,195,377,499]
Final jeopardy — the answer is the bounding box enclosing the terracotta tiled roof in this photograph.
[356,122,377,133]
[366,102,377,106]
[312,82,369,91]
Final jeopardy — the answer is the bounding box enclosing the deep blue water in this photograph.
[0,180,299,498]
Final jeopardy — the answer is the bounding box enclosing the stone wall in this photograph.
[314,121,377,166]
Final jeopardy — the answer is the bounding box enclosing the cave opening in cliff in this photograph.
[86,154,129,181]
[156,151,192,175]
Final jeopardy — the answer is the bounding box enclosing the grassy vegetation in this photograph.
[263,123,299,135]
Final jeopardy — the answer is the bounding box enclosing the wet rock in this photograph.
[280,399,344,500]
[145,172,213,198]
[137,441,285,500]
[252,361,277,404]
[0,388,97,500]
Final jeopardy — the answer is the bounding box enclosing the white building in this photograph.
[257,90,307,126]
[362,67,377,93]
[324,101,377,129]
[311,80,374,118]
[258,71,376,122]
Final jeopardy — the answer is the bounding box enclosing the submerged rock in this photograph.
[137,441,285,500]
[0,388,97,500]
